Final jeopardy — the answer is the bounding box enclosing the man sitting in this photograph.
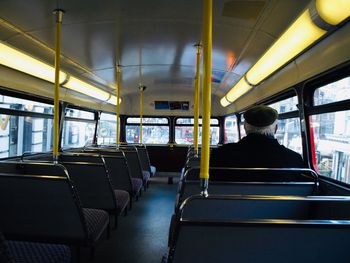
[210,105,305,168]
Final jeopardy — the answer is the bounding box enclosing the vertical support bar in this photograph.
[116,65,121,148]
[199,0,212,195]
[53,9,64,162]
[139,85,143,145]
[193,44,202,156]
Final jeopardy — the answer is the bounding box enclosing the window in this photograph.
[0,115,53,158]
[0,94,54,158]
[0,95,53,114]
[276,118,302,155]
[175,118,220,145]
[310,110,350,183]
[224,115,239,143]
[269,96,298,113]
[239,115,246,138]
[126,117,169,144]
[62,108,96,148]
[314,76,350,106]
[65,108,94,120]
[97,113,119,145]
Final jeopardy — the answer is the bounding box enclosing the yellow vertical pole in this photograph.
[116,65,121,148]
[193,44,202,156]
[199,0,212,194]
[53,9,64,162]
[139,85,143,145]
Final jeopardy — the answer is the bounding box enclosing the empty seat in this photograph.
[0,162,109,250]
[136,146,157,177]
[123,150,149,190]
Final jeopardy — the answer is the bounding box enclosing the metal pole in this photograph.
[116,65,121,148]
[53,9,64,162]
[193,44,202,156]
[139,85,143,145]
[199,0,212,195]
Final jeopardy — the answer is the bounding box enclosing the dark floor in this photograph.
[78,176,178,263]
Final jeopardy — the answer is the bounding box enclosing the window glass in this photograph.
[65,108,94,120]
[276,118,302,155]
[239,115,246,138]
[314,76,350,106]
[126,125,169,144]
[127,117,168,124]
[311,110,350,183]
[224,115,239,143]
[269,96,298,113]
[97,113,119,145]
[176,118,219,125]
[175,126,219,145]
[0,95,53,114]
[62,121,95,148]
[0,114,53,158]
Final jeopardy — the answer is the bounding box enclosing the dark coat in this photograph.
[210,133,305,168]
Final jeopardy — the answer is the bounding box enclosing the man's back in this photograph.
[210,134,305,168]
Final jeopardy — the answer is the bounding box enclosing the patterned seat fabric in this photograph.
[142,171,151,183]
[114,190,130,215]
[150,166,156,177]
[0,232,14,263]
[6,241,70,263]
[82,208,109,243]
[131,178,143,196]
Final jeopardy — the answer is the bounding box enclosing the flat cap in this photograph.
[243,105,278,127]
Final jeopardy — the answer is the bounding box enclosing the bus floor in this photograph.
[74,176,178,263]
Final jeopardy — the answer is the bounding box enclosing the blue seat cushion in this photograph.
[151,166,156,177]
[6,241,70,263]
[131,178,143,196]
[142,171,151,182]
[82,208,109,243]
[114,190,130,215]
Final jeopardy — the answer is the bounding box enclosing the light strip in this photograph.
[221,0,350,107]
[246,10,326,85]
[316,0,350,25]
[0,42,67,83]
[0,42,121,105]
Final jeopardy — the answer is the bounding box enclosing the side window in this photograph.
[175,118,220,145]
[224,115,239,143]
[268,95,302,154]
[125,117,169,144]
[62,108,96,148]
[0,95,53,158]
[97,113,119,145]
[310,76,350,183]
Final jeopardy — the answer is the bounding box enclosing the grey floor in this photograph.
[78,176,178,263]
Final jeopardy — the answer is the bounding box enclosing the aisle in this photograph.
[78,176,178,262]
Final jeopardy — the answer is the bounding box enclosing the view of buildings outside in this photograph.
[311,77,350,183]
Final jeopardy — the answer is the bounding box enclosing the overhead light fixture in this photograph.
[106,95,122,105]
[246,10,326,86]
[316,0,350,25]
[0,42,67,83]
[0,41,121,105]
[221,0,350,107]
[220,77,252,107]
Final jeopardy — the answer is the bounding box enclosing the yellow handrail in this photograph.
[53,9,64,161]
[199,0,212,193]
[116,65,121,147]
[193,44,202,156]
[139,85,143,145]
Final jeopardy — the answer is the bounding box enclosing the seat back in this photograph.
[170,220,350,263]
[0,162,87,243]
[136,146,151,173]
[59,161,117,213]
[123,150,143,180]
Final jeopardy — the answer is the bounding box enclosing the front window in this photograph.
[175,118,220,145]
[126,117,169,144]
[97,113,119,145]
[276,118,302,154]
[224,115,239,143]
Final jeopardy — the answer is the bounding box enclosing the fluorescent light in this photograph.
[106,95,122,105]
[0,42,67,83]
[220,96,231,107]
[246,10,326,85]
[223,78,252,107]
[316,0,350,25]
[64,76,111,101]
